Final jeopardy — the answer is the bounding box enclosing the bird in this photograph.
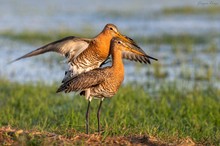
[56,37,157,134]
[10,24,157,84]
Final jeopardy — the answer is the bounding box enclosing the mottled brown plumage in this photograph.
[56,37,154,134]
[10,24,157,83]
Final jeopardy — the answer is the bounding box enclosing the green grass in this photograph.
[163,6,220,15]
[0,79,219,145]
[1,30,218,46]
[135,33,218,45]
[0,29,94,45]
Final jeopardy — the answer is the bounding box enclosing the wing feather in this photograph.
[56,68,107,93]
[120,36,158,64]
[9,36,91,63]
[122,50,158,64]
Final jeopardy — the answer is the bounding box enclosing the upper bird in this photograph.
[10,24,157,82]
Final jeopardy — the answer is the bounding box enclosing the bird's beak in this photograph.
[116,34,158,61]
[115,33,145,55]
[116,33,134,45]
[123,42,146,56]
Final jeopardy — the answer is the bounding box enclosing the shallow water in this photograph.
[0,0,220,88]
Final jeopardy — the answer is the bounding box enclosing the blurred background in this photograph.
[0,0,220,90]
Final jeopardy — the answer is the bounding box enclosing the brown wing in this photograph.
[121,35,158,64]
[122,50,157,64]
[56,68,108,93]
[9,36,91,63]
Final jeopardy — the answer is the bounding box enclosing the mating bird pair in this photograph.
[11,24,157,134]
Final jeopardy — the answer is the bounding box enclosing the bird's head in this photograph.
[102,24,137,46]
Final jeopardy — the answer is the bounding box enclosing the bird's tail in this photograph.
[56,77,73,93]
[56,84,66,93]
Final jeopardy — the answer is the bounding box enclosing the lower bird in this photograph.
[56,37,156,134]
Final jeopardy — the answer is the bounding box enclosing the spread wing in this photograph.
[9,36,91,63]
[122,50,158,64]
[121,36,158,64]
[56,68,107,93]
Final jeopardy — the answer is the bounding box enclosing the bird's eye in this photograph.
[110,27,113,30]
[118,41,121,44]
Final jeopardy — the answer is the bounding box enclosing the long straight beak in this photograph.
[123,42,146,56]
[126,43,158,61]
[116,33,136,46]
[117,33,158,61]
[115,36,158,64]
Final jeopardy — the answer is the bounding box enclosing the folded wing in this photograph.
[56,68,106,93]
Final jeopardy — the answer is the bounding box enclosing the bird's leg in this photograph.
[86,99,91,134]
[97,98,104,134]
[85,89,91,134]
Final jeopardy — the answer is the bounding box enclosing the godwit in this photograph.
[11,24,157,84]
[56,37,157,134]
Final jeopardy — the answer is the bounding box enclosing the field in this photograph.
[1,1,220,145]
[1,25,219,146]
[0,79,219,145]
